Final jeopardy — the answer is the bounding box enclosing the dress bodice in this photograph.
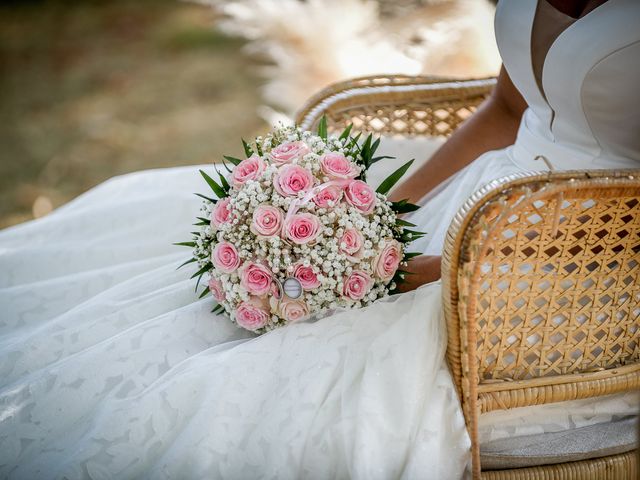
[495,0,640,170]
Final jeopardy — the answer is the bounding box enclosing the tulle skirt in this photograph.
[1,146,637,479]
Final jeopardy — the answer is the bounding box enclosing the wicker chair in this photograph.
[295,75,640,479]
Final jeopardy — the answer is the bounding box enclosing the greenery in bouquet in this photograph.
[178,118,424,333]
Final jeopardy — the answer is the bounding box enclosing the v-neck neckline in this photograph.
[542,0,576,19]
[531,0,612,104]
[543,0,609,20]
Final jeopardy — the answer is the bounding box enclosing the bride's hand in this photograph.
[395,255,442,293]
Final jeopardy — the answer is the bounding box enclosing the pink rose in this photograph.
[320,152,359,180]
[274,164,315,197]
[344,180,376,214]
[339,228,364,261]
[208,277,225,302]
[342,270,374,300]
[373,239,403,282]
[284,212,322,245]
[278,297,309,322]
[251,205,283,237]
[312,184,343,208]
[293,263,320,290]
[268,141,310,166]
[211,241,240,273]
[236,297,270,331]
[210,198,233,229]
[231,155,266,187]
[239,262,273,296]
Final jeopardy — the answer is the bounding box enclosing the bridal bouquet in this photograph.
[178,119,423,333]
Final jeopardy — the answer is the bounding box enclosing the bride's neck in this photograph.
[545,0,610,19]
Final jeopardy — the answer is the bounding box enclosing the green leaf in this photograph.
[362,133,372,150]
[174,241,196,247]
[190,263,212,280]
[358,135,382,168]
[347,132,362,155]
[317,116,328,141]
[216,169,231,193]
[177,257,197,270]
[199,286,210,299]
[376,159,414,195]
[220,159,232,173]
[199,169,227,199]
[212,304,225,314]
[401,229,426,242]
[396,218,417,227]
[196,216,210,224]
[370,155,394,165]
[360,134,373,167]
[391,271,404,284]
[194,263,212,292]
[338,123,353,140]
[223,155,242,166]
[371,137,381,155]
[242,138,253,157]
[391,199,421,214]
[396,269,416,276]
[194,192,217,203]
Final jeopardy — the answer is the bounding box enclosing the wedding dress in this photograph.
[1,1,639,478]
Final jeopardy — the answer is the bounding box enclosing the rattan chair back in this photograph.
[441,170,640,477]
[295,74,495,136]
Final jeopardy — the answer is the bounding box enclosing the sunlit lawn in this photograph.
[0,0,266,228]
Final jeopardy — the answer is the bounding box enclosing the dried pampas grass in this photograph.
[196,0,499,121]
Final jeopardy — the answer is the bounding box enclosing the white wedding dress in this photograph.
[1,1,639,479]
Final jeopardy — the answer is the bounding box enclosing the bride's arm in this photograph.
[393,67,528,292]
[389,66,527,204]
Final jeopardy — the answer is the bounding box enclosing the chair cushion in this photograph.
[478,391,639,444]
[480,415,638,470]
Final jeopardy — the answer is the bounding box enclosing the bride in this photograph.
[1,1,639,478]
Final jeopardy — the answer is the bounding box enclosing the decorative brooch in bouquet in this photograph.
[178,118,424,333]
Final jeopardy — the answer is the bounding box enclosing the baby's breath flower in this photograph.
[189,123,417,333]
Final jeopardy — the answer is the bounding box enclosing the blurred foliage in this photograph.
[0,0,266,228]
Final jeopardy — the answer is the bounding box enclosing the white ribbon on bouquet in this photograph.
[283,179,352,225]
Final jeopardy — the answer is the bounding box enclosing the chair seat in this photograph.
[480,416,638,470]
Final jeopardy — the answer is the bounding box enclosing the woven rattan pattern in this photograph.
[294,74,496,136]
[473,184,639,381]
[441,170,640,478]
[481,450,637,480]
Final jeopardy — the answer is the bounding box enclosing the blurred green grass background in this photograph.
[0,0,267,228]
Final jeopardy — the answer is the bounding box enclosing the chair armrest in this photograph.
[295,74,496,137]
